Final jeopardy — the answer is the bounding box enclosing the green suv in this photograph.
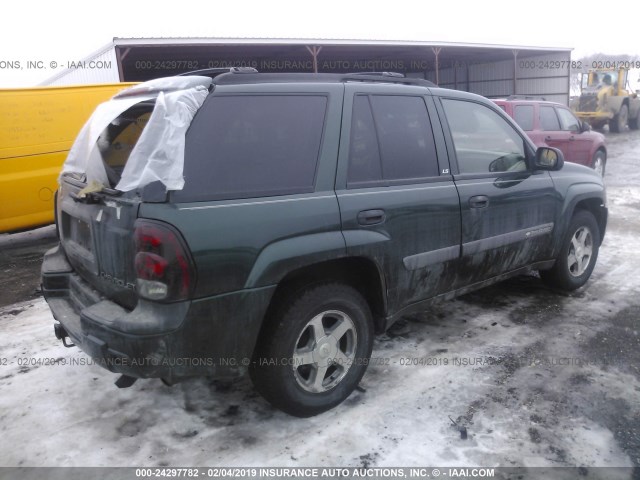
[42,70,607,417]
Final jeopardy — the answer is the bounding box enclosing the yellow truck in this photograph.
[0,83,136,233]
[574,68,640,132]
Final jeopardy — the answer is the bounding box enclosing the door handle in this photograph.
[469,195,489,209]
[545,136,553,141]
[357,209,386,226]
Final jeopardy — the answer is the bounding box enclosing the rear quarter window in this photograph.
[175,95,328,202]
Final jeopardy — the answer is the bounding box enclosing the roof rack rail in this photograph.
[210,71,438,88]
[342,72,437,87]
[179,67,258,78]
[348,71,405,78]
[506,94,547,101]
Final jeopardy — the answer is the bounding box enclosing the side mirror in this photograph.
[580,120,592,132]
[535,147,564,171]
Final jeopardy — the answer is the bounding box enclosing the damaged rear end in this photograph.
[42,76,211,385]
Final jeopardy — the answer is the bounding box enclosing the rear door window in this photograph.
[348,96,383,185]
[347,94,439,187]
[176,95,328,201]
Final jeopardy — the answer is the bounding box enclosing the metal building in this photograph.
[43,38,572,104]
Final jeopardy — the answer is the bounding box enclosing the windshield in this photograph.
[586,70,618,88]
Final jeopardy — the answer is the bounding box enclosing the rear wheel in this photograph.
[629,108,640,130]
[609,105,628,133]
[250,283,374,417]
[591,150,606,177]
[540,210,600,291]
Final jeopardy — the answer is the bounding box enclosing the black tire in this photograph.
[540,210,600,291]
[609,105,628,133]
[250,283,374,417]
[629,108,640,130]
[591,150,606,177]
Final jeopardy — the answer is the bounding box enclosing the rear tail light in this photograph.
[133,220,195,301]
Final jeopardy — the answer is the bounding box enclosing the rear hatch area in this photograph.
[56,96,157,310]
[57,176,141,310]
[44,76,211,315]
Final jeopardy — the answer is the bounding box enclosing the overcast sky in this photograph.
[1,0,639,87]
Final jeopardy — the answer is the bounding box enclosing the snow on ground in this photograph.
[0,132,639,470]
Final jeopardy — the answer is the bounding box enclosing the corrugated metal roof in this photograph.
[41,37,572,94]
[112,37,572,52]
[40,41,117,85]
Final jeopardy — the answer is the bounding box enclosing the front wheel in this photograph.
[250,283,374,417]
[609,105,628,133]
[540,210,600,291]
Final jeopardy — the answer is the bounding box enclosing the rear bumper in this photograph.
[41,245,275,380]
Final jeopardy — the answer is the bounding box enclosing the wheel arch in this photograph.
[252,256,388,355]
[595,146,606,158]
[551,189,607,260]
[572,197,607,246]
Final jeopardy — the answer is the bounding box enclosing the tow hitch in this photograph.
[115,375,138,388]
[54,323,75,348]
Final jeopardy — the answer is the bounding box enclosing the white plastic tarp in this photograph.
[61,95,155,187]
[116,87,208,191]
[61,78,211,192]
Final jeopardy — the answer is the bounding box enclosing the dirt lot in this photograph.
[0,224,57,309]
[0,131,639,474]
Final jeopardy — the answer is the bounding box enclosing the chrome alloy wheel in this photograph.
[568,226,593,277]
[292,310,357,393]
[593,155,605,177]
